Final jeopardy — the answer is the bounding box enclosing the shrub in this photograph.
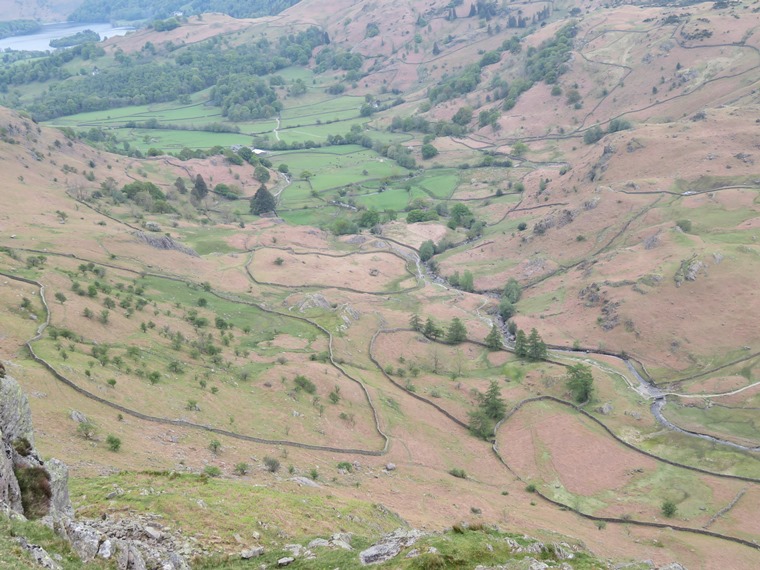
[676,219,692,232]
[525,483,537,493]
[309,468,319,480]
[661,499,677,518]
[209,439,221,454]
[294,375,316,394]
[337,461,353,472]
[583,126,604,145]
[14,466,52,519]
[77,421,97,440]
[263,456,281,473]
[203,466,221,477]
[13,437,33,457]
[448,468,467,479]
[234,463,249,475]
[106,435,122,452]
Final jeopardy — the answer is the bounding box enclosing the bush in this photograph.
[661,499,677,518]
[448,468,467,479]
[14,466,51,519]
[525,483,537,493]
[209,439,221,454]
[106,435,122,452]
[234,462,249,475]
[203,466,221,477]
[294,375,316,394]
[263,456,281,473]
[676,219,692,232]
[13,437,33,457]
[583,126,604,145]
[337,461,353,472]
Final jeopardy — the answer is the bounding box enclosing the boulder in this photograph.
[277,557,295,567]
[241,546,265,559]
[359,528,423,565]
[15,537,62,570]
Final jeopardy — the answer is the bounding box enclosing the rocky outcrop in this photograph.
[359,528,424,565]
[133,231,199,257]
[1,370,192,570]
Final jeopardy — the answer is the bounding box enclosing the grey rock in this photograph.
[385,463,396,471]
[359,528,423,565]
[241,546,265,559]
[289,476,320,488]
[659,565,687,570]
[45,459,73,517]
[69,410,88,424]
[144,526,162,541]
[116,544,148,570]
[331,539,353,551]
[596,403,613,415]
[308,538,330,548]
[277,557,295,567]
[15,537,62,570]
[97,539,114,559]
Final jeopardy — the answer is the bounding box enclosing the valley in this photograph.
[1,0,760,568]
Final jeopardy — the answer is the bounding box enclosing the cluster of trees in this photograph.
[49,30,100,48]
[498,278,521,321]
[210,74,282,121]
[68,0,301,22]
[314,47,363,72]
[513,327,547,360]
[21,25,328,120]
[0,20,41,40]
[0,43,105,93]
[524,24,577,86]
[582,118,632,145]
[388,115,467,138]
[410,314,468,345]
[119,180,175,213]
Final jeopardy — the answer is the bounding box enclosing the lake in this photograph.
[0,22,133,52]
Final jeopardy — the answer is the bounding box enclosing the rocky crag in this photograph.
[1,368,191,570]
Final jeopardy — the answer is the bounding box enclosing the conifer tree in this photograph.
[423,317,443,340]
[446,317,467,344]
[514,329,528,357]
[192,174,208,201]
[485,324,502,351]
[410,313,422,332]
[250,184,276,215]
[527,328,548,361]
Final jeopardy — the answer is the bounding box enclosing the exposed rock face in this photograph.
[133,231,199,257]
[1,371,192,570]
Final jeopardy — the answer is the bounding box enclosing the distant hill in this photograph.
[67,0,301,22]
[0,0,83,22]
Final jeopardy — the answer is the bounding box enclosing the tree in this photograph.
[55,292,67,304]
[174,177,187,194]
[485,324,502,351]
[527,328,547,361]
[421,143,439,160]
[566,363,593,403]
[192,174,208,201]
[482,380,506,421]
[209,439,221,454]
[446,317,467,344]
[452,106,473,126]
[250,184,276,215]
[503,278,521,303]
[253,165,271,183]
[514,329,528,357]
[410,313,422,332]
[359,208,380,228]
[498,298,515,320]
[419,240,435,262]
[468,409,493,440]
[459,270,474,292]
[423,317,443,340]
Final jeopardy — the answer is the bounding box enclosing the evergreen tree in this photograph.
[481,380,506,421]
[566,363,593,403]
[174,177,187,194]
[250,184,276,215]
[527,328,547,361]
[192,174,208,201]
[432,42,440,56]
[468,3,477,17]
[514,329,528,357]
[410,313,422,332]
[467,409,493,440]
[485,324,502,351]
[423,317,443,340]
[446,317,467,344]
[460,270,474,292]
